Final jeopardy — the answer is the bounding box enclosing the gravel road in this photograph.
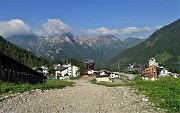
[0,77,164,113]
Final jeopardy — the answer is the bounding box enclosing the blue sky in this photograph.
[0,0,179,39]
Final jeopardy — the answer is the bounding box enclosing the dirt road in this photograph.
[0,77,163,113]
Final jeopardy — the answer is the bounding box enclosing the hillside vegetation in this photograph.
[104,19,180,70]
[0,36,49,68]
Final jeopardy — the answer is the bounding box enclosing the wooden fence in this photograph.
[0,52,47,83]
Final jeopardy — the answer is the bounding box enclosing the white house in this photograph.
[55,64,80,79]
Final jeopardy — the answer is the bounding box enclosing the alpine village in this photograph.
[0,1,180,113]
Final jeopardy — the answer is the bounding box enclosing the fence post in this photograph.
[0,55,2,79]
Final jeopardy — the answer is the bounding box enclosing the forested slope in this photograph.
[0,36,49,68]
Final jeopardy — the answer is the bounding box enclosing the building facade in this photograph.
[55,64,79,79]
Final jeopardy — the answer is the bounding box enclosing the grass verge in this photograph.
[132,76,180,113]
[0,79,75,98]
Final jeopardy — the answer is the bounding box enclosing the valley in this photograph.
[0,1,179,112]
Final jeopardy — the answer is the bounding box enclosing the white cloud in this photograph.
[42,19,70,36]
[85,27,119,35]
[0,19,31,37]
[0,18,163,38]
[32,30,43,36]
[84,26,156,36]
[143,27,151,31]
[0,19,70,37]
[155,26,163,30]
[137,36,146,39]
[121,27,141,35]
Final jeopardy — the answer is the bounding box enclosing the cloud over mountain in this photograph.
[0,18,163,38]
[84,26,157,35]
[85,27,119,35]
[0,19,31,37]
[143,27,151,31]
[0,19,70,37]
[121,27,141,35]
[42,19,70,36]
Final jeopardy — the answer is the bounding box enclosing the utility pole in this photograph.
[118,61,120,78]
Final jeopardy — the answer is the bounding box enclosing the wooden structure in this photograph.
[0,52,47,83]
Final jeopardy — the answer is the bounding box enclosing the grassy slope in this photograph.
[154,53,173,63]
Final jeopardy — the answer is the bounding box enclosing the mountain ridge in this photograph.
[6,33,145,66]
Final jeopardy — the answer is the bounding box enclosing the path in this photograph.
[0,77,163,113]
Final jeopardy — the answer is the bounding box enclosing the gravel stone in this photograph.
[0,77,164,113]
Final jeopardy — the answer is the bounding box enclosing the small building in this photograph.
[159,68,171,76]
[84,59,95,75]
[39,66,49,76]
[35,66,49,76]
[96,70,112,82]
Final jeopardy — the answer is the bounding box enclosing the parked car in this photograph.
[169,73,179,78]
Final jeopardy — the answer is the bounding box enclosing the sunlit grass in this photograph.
[132,76,180,112]
[0,79,75,97]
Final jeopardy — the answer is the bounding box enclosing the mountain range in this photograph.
[104,19,180,70]
[6,34,145,66]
